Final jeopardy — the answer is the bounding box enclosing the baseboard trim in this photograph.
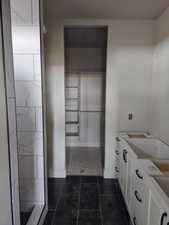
[66,143,101,147]
[48,170,66,178]
[103,168,115,179]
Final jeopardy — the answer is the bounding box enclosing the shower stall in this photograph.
[0,0,47,225]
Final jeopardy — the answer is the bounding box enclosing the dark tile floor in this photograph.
[43,176,131,225]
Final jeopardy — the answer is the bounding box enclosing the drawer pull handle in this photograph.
[115,166,119,172]
[133,217,137,225]
[160,212,167,225]
[123,149,127,163]
[134,190,142,203]
[116,137,120,142]
[115,150,120,155]
[135,169,143,180]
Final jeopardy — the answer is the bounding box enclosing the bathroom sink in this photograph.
[127,134,147,138]
[120,132,149,139]
[126,138,169,159]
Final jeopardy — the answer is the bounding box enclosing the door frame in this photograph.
[63,25,108,176]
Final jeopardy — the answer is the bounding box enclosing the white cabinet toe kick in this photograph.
[115,136,169,225]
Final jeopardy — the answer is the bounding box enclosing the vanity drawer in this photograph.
[114,153,120,177]
[133,162,146,194]
[132,188,148,225]
[131,163,149,225]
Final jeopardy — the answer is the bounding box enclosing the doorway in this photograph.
[64,27,107,176]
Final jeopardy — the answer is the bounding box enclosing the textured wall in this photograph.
[151,6,169,145]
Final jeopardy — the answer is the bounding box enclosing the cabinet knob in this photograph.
[135,169,143,180]
[160,212,167,225]
[133,217,137,225]
[116,137,120,142]
[115,150,120,155]
[134,190,142,203]
[115,166,119,173]
[123,149,127,163]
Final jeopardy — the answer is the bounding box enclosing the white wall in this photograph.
[45,23,66,177]
[151,7,169,145]
[116,21,154,132]
[105,20,155,177]
[44,19,154,178]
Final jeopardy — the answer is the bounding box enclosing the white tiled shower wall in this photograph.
[11,0,44,211]
[2,0,20,224]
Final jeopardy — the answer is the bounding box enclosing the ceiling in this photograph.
[44,0,169,20]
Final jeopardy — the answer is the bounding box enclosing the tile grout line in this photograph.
[76,177,82,225]
[79,209,101,212]
[51,182,64,225]
[97,177,104,225]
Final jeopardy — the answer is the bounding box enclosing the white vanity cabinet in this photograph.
[119,139,129,196]
[148,192,169,225]
[119,138,135,211]
[126,151,135,213]
[147,177,169,225]
[131,162,150,225]
[117,136,169,225]
[114,137,121,178]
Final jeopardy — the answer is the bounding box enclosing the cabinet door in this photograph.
[131,162,150,225]
[119,145,128,197]
[148,190,169,225]
[114,139,120,178]
[132,189,147,225]
[126,152,134,212]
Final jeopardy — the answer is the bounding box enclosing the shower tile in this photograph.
[37,156,44,178]
[19,178,44,202]
[13,55,34,80]
[19,155,44,179]
[17,131,43,155]
[32,0,39,25]
[16,107,36,131]
[20,201,34,212]
[36,107,43,131]
[12,26,40,54]
[12,180,20,225]
[10,0,32,25]
[15,81,42,107]
[19,155,36,179]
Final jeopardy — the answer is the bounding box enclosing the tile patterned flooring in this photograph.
[43,176,131,225]
[67,148,103,176]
